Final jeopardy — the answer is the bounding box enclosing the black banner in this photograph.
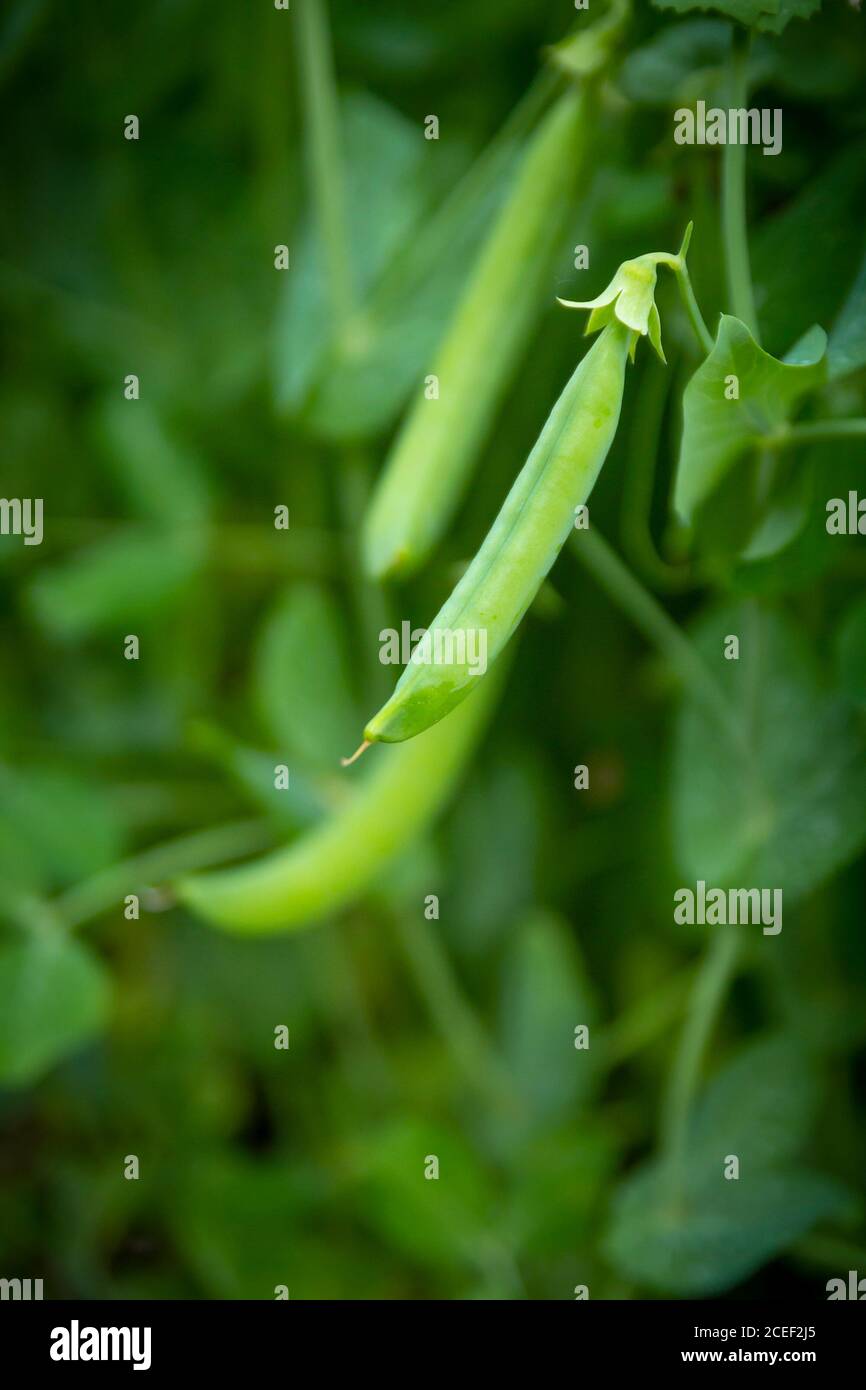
[1,1299,863,1375]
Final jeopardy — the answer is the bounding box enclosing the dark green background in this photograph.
[1,0,865,1299]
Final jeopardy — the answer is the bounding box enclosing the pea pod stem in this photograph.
[642,223,713,357]
[672,256,714,357]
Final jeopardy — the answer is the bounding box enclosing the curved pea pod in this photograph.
[361,87,589,582]
[174,666,500,934]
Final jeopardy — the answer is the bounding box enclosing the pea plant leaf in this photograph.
[0,927,110,1086]
[752,0,823,35]
[753,141,866,358]
[604,1033,849,1295]
[690,1033,817,1170]
[653,0,775,22]
[93,396,213,526]
[835,596,866,710]
[827,245,866,381]
[251,582,357,771]
[447,758,540,954]
[619,19,774,108]
[498,910,599,1144]
[671,602,866,901]
[652,0,820,33]
[352,1117,493,1275]
[27,526,205,639]
[272,91,426,422]
[673,314,826,523]
[0,765,125,887]
[605,1162,847,1295]
[273,91,506,441]
[170,1154,325,1299]
[188,720,328,833]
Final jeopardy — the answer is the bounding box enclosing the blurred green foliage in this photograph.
[2,0,866,1300]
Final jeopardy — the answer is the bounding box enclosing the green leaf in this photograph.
[835,596,866,709]
[171,1154,326,1299]
[619,20,741,108]
[27,526,205,639]
[354,1117,493,1273]
[672,603,866,900]
[753,0,822,36]
[753,141,866,358]
[605,1033,843,1295]
[674,314,826,523]
[499,911,598,1138]
[0,765,125,888]
[548,0,629,78]
[188,720,330,832]
[274,92,518,441]
[739,459,812,562]
[691,1033,817,1170]
[652,0,820,34]
[251,582,357,770]
[654,0,775,22]
[93,396,213,525]
[272,92,425,420]
[447,758,540,954]
[0,929,110,1085]
[605,1162,847,1295]
[504,1127,615,1257]
[828,246,866,381]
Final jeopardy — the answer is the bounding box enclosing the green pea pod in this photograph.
[174,666,500,933]
[362,87,589,582]
[364,244,685,744]
[364,319,631,742]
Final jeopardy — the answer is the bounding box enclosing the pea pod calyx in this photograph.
[557,224,695,364]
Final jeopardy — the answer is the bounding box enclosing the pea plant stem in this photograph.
[721,28,759,339]
[660,925,742,1203]
[336,448,393,706]
[571,528,744,752]
[761,418,866,450]
[52,819,275,930]
[388,903,520,1114]
[296,0,356,331]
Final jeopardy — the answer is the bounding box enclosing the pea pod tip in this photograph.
[366,543,415,583]
[341,739,371,768]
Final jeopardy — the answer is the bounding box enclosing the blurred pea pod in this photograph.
[175,661,501,933]
[364,246,688,744]
[362,87,589,581]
